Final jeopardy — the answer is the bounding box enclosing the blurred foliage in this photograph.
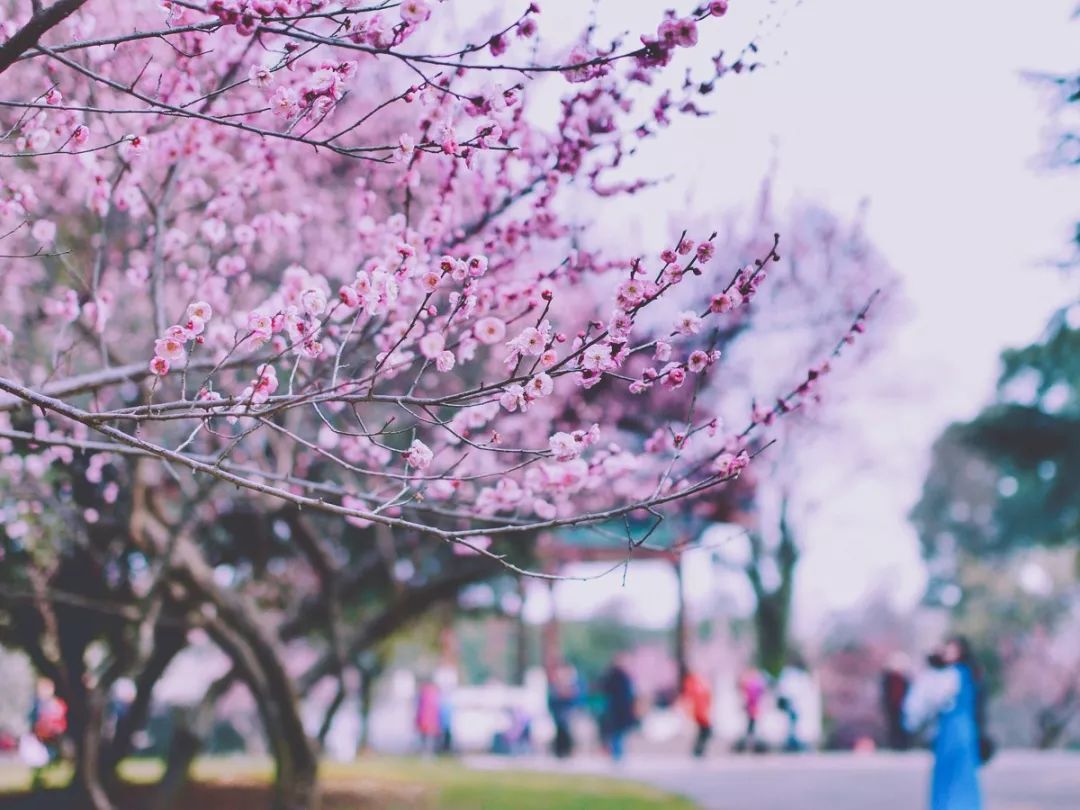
[914,55,1080,582]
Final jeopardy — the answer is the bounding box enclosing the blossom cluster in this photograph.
[0,0,881,559]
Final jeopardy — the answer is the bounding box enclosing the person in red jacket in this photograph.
[28,678,67,789]
[680,666,713,758]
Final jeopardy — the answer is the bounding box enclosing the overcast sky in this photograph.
[515,0,1078,635]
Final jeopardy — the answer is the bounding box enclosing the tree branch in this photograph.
[0,0,89,75]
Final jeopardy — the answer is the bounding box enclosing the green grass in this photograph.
[0,756,695,810]
[323,758,696,810]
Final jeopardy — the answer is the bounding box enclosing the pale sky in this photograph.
[516,1,1078,637]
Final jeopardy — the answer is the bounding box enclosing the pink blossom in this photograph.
[687,350,710,373]
[339,285,361,308]
[182,316,206,337]
[616,278,646,306]
[526,373,554,398]
[499,384,528,412]
[674,311,702,335]
[467,255,489,277]
[533,499,557,520]
[564,44,608,83]
[403,438,434,470]
[420,271,441,293]
[435,350,456,372]
[696,241,716,262]
[419,331,445,359]
[306,69,339,98]
[271,86,298,118]
[72,125,89,145]
[709,292,734,314]
[709,1,729,17]
[186,301,213,322]
[654,341,672,361]
[713,450,750,477]
[248,64,273,88]
[400,0,431,24]
[608,312,633,340]
[657,19,679,49]
[31,220,56,244]
[508,323,549,356]
[674,18,698,47]
[154,337,187,363]
[0,324,14,347]
[475,316,506,345]
[518,17,537,38]
[549,431,579,461]
[660,363,686,389]
[45,88,62,106]
[149,356,170,376]
[248,312,273,338]
[121,133,147,159]
[398,132,416,161]
[300,288,327,316]
[44,289,80,323]
[27,128,49,151]
[582,343,612,372]
[343,496,373,529]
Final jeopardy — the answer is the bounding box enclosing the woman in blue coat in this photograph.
[903,637,984,810]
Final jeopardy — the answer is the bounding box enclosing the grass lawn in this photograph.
[0,756,696,809]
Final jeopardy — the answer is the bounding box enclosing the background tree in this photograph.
[912,39,1079,748]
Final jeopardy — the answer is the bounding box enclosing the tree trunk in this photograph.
[541,578,561,677]
[748,501,798,679]
[754,591,790,678]
[104,627,187,776]
[673,556,689,676]
[357,669,376,754]
[169,538,319,810]
[152,671,236,810]
[512,577,529,685]
[71,687,116,810]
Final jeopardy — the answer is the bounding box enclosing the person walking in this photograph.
[27,678,67,790]
[600,657,636,762]
[776,659,811,752]
[882,653,912,750]
[679,666,713,758]
[415,680,442,755]
[904,637,986,810]
[735,667,766,752]
[548,662,582,759]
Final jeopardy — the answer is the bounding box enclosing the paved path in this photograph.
[468,751,1080,809]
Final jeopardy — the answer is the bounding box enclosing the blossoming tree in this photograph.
[0,1,877,808]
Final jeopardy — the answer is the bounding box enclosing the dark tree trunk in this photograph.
[512,577,529,686]
[357,667,376,754]
[169,538,319,810]
[104,626,187,776]
[541,578,561,677]
[71,686,115,810]
[673,556,689,676]
[152,671,236,810]
[747,498,799,678]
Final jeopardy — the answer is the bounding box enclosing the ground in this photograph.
[470,750,1080,810]
[0,756,692,810]
[3,751,1078,809]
